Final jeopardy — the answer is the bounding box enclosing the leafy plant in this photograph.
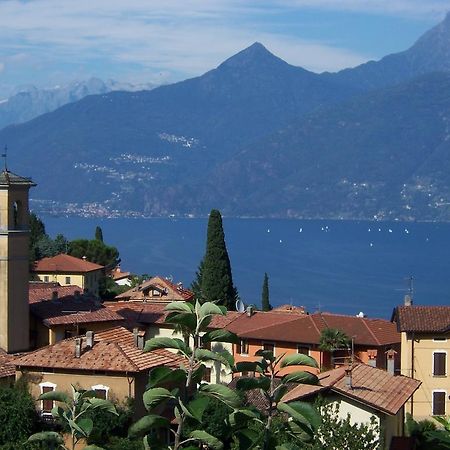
[128,300,240,449]
[318,328,350,352]
[28,385,118,450]
[233,350,321,450]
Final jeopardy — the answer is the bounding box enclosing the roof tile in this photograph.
[33,254,104,273]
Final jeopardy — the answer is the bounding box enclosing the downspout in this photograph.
[411,332,415,417]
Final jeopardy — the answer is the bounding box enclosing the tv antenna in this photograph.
[1,145,7,171]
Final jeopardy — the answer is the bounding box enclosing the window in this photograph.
[91,384,109,400]
[202,368,212,383]
[44,276,49,282]
[64,330,74,339]
[433,391,446,416]
[434,337,448,342]
[39,382,57,414]
[65,276,71,285]
[263,342,275,355]
[433,352,446,376]
[237,339,249,355]
[297,345,310,355]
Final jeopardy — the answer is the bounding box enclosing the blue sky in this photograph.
[1,0,450,98]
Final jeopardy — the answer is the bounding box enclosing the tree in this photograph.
[95,226,104,242]
[69,239,120,270]
[29,384,118,450]
[233,349,320,450]
[261,273,271,311]
[319,328,350,352]
[308,401,379,450]
[198,209,237,309]
[129,300,241,449]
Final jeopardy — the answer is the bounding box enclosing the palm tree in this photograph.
[319,328,350,369]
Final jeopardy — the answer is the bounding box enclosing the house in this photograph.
[282,363,421,450]
[115,276,194,303]
[111,266,133,286]
[14,326,184,418]
[29,283,124,348]
[227,309,400,377]
[33,254,104,297]
[392,302,450,421]
[0,350,17,385]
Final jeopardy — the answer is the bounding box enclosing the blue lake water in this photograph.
[43,217,450,319]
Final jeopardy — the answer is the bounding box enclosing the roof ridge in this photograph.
[361,317,381,346]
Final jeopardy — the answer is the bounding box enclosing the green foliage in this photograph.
[307,401,379,450]
[104,437,144,450]
[197,209,237,309]
[0,383,39,446]
[318,328,350,352]
[406,413,450,450]
[29,384,118,450]
[69,239,120,269]
[261,272,271,311]
[95,226,104,242]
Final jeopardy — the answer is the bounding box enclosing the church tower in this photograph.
[0,169,35,353]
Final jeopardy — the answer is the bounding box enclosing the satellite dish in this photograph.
[235,298,245,313]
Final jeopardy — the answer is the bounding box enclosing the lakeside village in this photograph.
[0,170,448,450]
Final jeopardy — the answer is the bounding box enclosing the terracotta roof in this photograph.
[112,267,132,281]
[115,276,194,302]
[29,283,83,304]
[228,312,399,347]
[15,327,184,373]
[282,363,421,416]
[33,254,104,273]
[31,294,124,327]
[393,305,450,333]
[0,350,17,378]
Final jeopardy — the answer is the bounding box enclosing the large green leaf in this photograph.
[279,354,318,369]
[202,329,240,344]
[277,401,321,429]
[165,301,194,313]
[272,384,289,403]
[229,409,261,427]
[234,428,260,449]
[88,398,119,415]
[187,396,210,423]
[189,430,224,450]
[77,417,94,437]
[236,377,270,391]
[51,405,65,419]
[147,367,187,389]
[191,363,206,385]
[128,414,170,438]
[69,418,89,438]
[143,387,175,411]
[282,371,319,385]
[254,349,275,362]
[28,431,64,444]
[165,311,197,330]
[195,348,232,368]
[144,336,191,356]
[199,302,224,320]
[38,390,69,403]
[199,383,241,408]
[235,361,259,373]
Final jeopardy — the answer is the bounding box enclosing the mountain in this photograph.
[0,78,157,130]
[328,12,450,91]
[3,15,450,219]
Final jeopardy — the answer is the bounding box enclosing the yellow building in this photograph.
[0,169,35,353]
[33,253,104,296]
[392,303,450,421]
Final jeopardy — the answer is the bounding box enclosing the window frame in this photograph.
[237,339,249,356]
[39,381,57,415]
[262,341,275,356]
[65,276,71,285]
[432,390,447,416]
[433,351,447,377]
[91,384,110,400]
[297,344,310,356]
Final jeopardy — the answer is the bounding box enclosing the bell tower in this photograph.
[0,169,35,352]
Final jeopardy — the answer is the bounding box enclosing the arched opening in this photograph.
[12,200,22,229]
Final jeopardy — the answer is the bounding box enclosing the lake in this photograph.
[42,217,450,319]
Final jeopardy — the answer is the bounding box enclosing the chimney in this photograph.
[367,349,377,367]
[344,367,353,389]
[404,294,413,306]
[386,349,396,375]
[86,331,94,348]
[52,290,58,301]
[74,338,82,358]
[246,306,254,317]
[133,327,145,350]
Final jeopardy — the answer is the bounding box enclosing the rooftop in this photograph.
[33,254,104,273]
[393,305,450,333]
[0,170,35,186]
[15,327,184,373]
[282,363,421,416]
[29,283,84,304]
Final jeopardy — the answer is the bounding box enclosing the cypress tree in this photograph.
[199,209,237,309]
[261,272,272,311]
[95,226,104,242]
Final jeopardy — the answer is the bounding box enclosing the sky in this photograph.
[1,0,450,98]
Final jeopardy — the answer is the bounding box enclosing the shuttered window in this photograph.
[42,386,54,413]
[433,391,446,416]
[433,352,446,376]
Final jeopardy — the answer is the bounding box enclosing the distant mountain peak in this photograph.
[218,42,289,70]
